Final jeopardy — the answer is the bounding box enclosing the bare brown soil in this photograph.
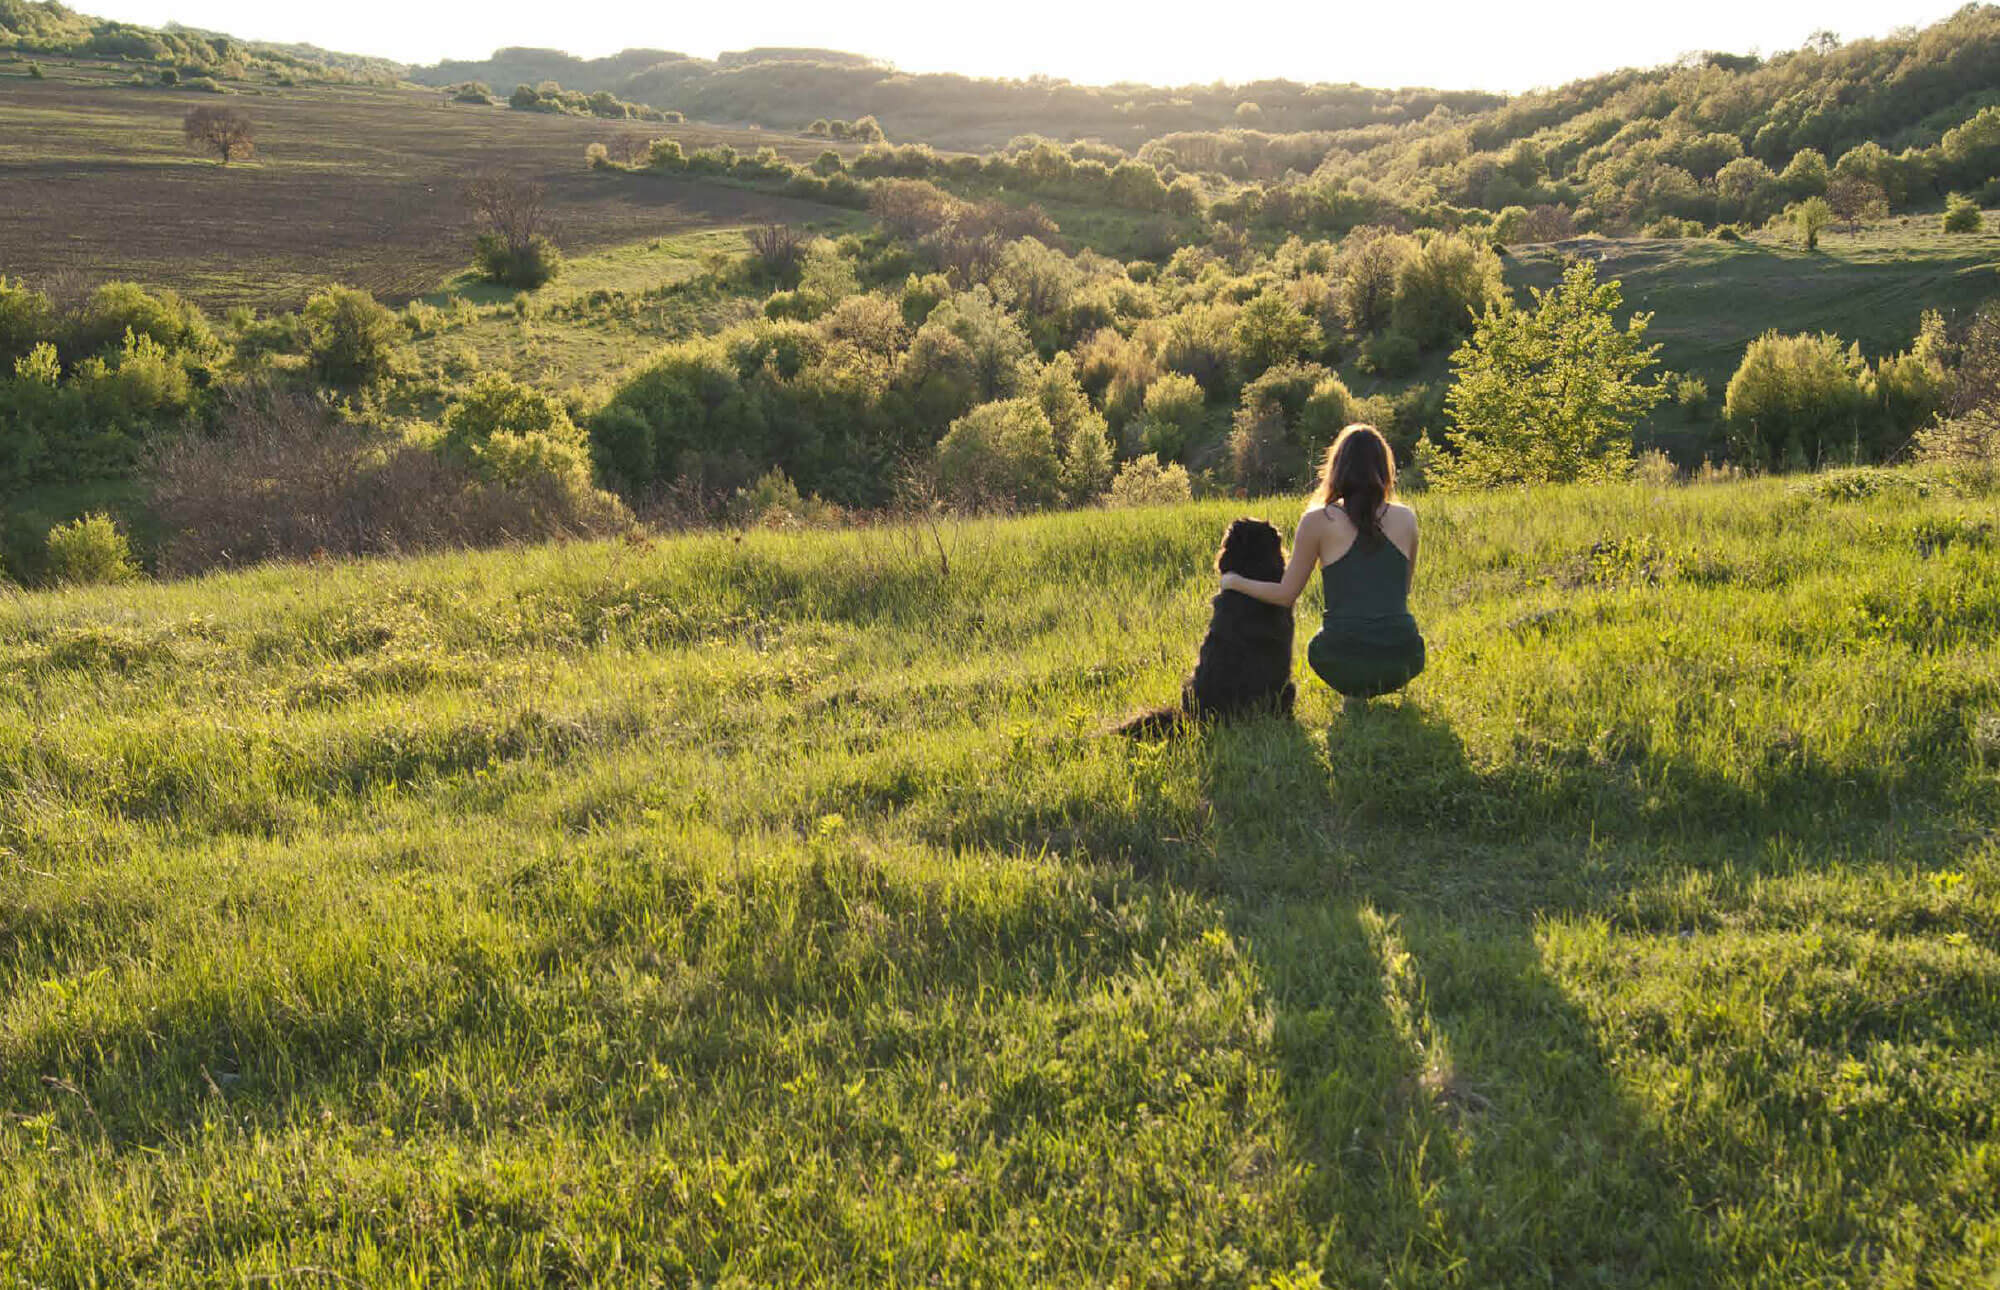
[0,62,855,307]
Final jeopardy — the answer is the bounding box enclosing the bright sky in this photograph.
[88,0,1962,92]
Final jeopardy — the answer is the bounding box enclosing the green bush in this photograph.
[26,61,44,79]
[474,233,564,290]
[158,67,178,85]
[44,512,139,586]
[1356,330,1420,378]
[1391,232,1507,350]
[72,281,218,361]
[1232,290,1323,380]
[1724,331,1874,469]
[301,285,406,388]
[0,276,55,367]
[1132,371,1206,461]
[934,398,1061,510]
[1943,193,1984,233]
[1105,453,1193,507]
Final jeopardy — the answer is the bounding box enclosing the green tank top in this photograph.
[1320,530,1421,649]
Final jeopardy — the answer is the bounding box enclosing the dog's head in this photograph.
[1215,517,1284,582]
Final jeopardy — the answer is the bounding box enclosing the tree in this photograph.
[1391,231,1507,351]
[1825,177,1888,232]
[1435,259,1664,489]
[1233,290,1323,379]
[464,173,563,288]
[182,105,253,165]
[1792,196,1833,250]
[1779,149,1830,199]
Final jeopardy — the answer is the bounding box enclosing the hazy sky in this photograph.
[87,0,1962,92]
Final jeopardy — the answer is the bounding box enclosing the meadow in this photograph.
[1,470,1996,1284]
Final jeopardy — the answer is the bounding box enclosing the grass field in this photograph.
[1,470,1996,1284]
[0,58,863,308]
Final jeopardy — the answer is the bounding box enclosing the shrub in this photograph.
[301,285,406,387]
[1723,331,1874,469]
[149,389,629,575]
[1670,371,1711,419]
[44,512,139,586]
[1106,454,1193,508]
[0,276,54,367]
[934,398,1061,510]
[72,281,218,360]
[27,62,44,79]
[474,233,563,289]
[441,372,597,495]
[585,142,610,168]
[1228,363,1354,493]
[1944,193,1984,233]
[159,67,177,85]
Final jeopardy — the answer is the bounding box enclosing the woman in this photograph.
[1220,424,1425,711]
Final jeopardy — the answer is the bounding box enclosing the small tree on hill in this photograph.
[183,105,253,165]
[1434,259,1664,489]
[1825,177,1888,233]
[1944,193,1984,234]
[1792,196,1833,250]
[464,172,563,288]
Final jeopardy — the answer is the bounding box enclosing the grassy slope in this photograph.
[1,474,1996,1283]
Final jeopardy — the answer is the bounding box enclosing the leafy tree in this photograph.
[1779,149,1830,199]
[1825,177,1888,231]
[1944,192,1984,233]
[1391,232,1507,350]
[182,105,253,164]
[1232,290,1323,380]
[442,372,595,491]
[934,398,1060,509]
[1435,259,1663,489]
[1132,371,1206,460]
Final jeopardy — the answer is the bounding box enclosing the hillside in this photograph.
[1,473,1995,1280]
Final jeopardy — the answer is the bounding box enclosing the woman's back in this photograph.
[1317,505,1421,650]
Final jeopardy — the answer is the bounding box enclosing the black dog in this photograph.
[1116,517,1296,736]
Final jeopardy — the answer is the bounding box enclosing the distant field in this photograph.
[1511,222,2000,383]
[0,59,862,307]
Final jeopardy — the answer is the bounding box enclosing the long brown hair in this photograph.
[1313,424,1396,543]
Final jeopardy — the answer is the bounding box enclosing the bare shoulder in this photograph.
[1383,501,1418,531]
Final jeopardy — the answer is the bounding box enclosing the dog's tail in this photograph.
[1106,705,1187,739]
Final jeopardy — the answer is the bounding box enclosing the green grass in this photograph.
[2,470,1997,1283]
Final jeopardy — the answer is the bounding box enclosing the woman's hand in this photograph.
[1219,572,1244,593]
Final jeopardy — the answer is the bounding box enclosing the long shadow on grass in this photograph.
[1192,709,1723,1283]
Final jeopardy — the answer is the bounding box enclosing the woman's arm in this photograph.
[1220,514,1319,607]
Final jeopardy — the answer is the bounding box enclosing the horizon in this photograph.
[88,0,1965,94]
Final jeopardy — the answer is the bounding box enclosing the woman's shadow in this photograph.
[1184,703,1720,1283]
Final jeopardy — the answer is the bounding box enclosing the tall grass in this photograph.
[1,471,1996,1284]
